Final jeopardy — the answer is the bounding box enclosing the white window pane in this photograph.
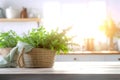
[43,1,61,31]
[43,1,107,51]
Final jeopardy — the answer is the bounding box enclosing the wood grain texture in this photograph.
[0,18,40,23]
[0,62,120,74]
[0,62,120,80]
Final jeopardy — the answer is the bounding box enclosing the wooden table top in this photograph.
[0,62,120,74]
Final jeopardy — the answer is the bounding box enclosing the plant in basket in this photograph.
[17,26,73,68]
[0,30,20,68]
[0,30,18,57]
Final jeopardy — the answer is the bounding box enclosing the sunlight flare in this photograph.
[43,1,107,43]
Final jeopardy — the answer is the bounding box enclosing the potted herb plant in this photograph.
[17,26,72,68]
[0,30,18,57]
[0,26,72,68]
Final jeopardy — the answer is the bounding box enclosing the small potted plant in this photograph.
[0,26,72,68]
[0,30,18,57]
[17,26,72,68]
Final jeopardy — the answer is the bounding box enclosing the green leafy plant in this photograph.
[0,26,73,54]
[18,26,72,54]
[17,26,47,48]
[0,30,18,48]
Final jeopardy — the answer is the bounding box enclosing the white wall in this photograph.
[106,0,120,23]
[0,0,119,34]
[0,22,38,35]
[0,0,120,21]
[0,0,90,18]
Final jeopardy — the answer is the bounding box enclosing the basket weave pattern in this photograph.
[0,48,12,57]
[23,48,55,68]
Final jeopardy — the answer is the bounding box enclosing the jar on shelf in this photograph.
[20,7,28,18]
[5,6,20,18]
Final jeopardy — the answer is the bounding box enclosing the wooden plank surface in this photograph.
[0,62,120,74]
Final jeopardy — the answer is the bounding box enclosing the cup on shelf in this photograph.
[5,6,20,19]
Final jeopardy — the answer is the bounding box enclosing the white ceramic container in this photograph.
[5,7,19,18]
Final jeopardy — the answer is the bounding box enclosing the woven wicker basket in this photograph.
[17,48,56,68]
[0,48,12,57]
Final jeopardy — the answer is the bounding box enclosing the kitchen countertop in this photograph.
[0,62,120,74]
[1,51,120,56]
[0,62,120,80]
[60,51,120,55]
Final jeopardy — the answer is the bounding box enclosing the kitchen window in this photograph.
[43,1,108,52]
